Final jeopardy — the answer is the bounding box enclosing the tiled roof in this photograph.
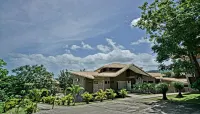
[156,77,188,85]
[148,73,165,78]
[69,63,151,79]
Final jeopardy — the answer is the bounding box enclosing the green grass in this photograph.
[168,93,200,104]
[146,93,200,104]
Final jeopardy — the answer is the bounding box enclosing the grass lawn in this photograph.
[146,93,200,104]
[168,93,200,104]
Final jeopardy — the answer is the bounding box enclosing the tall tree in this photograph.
[12,65,54,90]
[58,69,73,90]
[135,0,200,78]
[0,58,8,79]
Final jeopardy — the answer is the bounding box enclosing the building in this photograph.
[69,63,156,93]
[149,73,192,93]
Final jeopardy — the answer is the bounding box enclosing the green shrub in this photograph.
[81,92,93,104]
[24,102,37,114]
[55,99,62,105]
[28,89,42,102]
[41,96,55,104]
[172,81,184,98]
[60,97,66,105]
[156,83,169,100]
[106,89,117,100]
[41,89,49,97]
[119,89,128,98]
[65,94,74,106]
[3,98,20,112]
[95,89,107,102]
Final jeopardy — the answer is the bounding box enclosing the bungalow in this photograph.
[149,73,193,93]
[69,63,156,93]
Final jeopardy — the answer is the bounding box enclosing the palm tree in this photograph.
[156,83,169,100]
[119,89,128,98]
[67,85,84,106]
[95,89,107,102]
[172,82,184,98]
[106,89,117,100]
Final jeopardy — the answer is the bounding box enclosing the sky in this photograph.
[0,0,163,76]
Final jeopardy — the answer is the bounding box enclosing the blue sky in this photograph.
[0,0,161,75]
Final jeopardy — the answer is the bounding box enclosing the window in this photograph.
[108,81,110,84]
[148,81,153,83]
[94,81,98,84]
[105,81,107,84]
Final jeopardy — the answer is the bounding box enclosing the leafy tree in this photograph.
[81,92,93,104]
[28,89,42,109]
[172,82,184,98]
[0,59,8,79]
[95,89,107,102]
[135,0,200,78]
[106,89,117,100]
[67,85,84,106]
[191,78,200,92]
[0,90,8,101]
[58,69,73,92]
[119,89,128,98]
[12,65,54,90]
[156,83,169,100]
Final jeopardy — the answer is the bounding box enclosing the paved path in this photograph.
[37,93,200,114]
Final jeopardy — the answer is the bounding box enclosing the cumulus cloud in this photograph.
[81,42,94,50]
[71,45,81,50]
[131,17,140,27]
[131,38,151,45]
[97,45,111,53]
[9,49,159,76]
[8,39,160,75]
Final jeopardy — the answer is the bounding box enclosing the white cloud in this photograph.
[131,17,140,27]
[71,45,81,50]
[9,39,160,75]
[81,42,93,50]
[131,38,151,45]
[106,38,125,50]
[97,45,111,53]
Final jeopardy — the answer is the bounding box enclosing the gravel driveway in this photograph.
[37,94,200,114]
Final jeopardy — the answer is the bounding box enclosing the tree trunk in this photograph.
[190,52,200,78]
[52,101,54,109]
[177,90,183,98]
[162,92,168,100]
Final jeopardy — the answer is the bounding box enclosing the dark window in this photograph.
[184,85,188,87]
[148,81,153,83]
[156,79,160,83]
[105,81,107,84]
[108,81,110,84]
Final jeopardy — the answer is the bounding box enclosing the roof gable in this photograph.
[70,63,151,79]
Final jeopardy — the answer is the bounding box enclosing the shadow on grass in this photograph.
[147,100,200,114]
